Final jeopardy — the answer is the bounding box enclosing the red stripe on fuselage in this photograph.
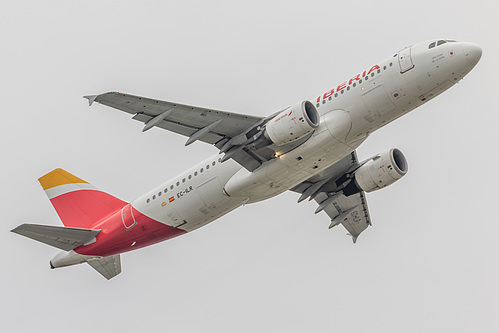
[74,205,186,257]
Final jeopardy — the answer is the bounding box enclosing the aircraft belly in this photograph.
[181,197,246,232]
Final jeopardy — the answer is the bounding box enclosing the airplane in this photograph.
[12,39,481,279]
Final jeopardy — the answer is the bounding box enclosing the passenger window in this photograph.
[194,171,198,176]
[334,93,338,97]
[429,42,436,49]
[200,168,204,173]
[176,181,180,186]
[188,175,192,180]
[158,192,161,196]
[212,161,216,166]
[147,199,150,203]
[164,189,168,193]
[182,178,186,183]
[170,185,174,190]
[152,195,156,200]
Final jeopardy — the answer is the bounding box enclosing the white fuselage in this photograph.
[132,40,480,233]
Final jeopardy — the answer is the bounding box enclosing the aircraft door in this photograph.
[121,204,137,230]
[398,47,415,73]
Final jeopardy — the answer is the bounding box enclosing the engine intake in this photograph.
[264,101,319,146]
[348,148,408,194]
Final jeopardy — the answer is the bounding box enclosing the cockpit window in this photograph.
[429,40,457,49]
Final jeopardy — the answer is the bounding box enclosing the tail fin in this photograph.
[39,168,126,228]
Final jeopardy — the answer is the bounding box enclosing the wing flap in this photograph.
[87,255,121,280]
[11,224,100,251]
[319,191,371,241]
[132,113,224,144]
[292,151,372,242]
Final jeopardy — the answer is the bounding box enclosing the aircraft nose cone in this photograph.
[462,42,482,66]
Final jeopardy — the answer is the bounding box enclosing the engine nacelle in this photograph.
[265,101,319,146]
[353,148,408,193]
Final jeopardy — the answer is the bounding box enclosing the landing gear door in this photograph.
[398,47,414,73]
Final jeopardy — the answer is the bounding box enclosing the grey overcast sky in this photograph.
[2,1,498,332]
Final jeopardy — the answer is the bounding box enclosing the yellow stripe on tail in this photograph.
[38,168,88,190]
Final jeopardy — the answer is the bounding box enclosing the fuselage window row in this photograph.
[146,160,219,203]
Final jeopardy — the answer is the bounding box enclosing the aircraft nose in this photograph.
[462,42,482,66]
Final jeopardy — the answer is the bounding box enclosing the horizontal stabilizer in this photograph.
[88,255,121,280]
[11,224,100,251]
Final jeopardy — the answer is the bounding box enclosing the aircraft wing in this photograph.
[85,92,263,144]
[291,151,372,243]
[85,92,311,171]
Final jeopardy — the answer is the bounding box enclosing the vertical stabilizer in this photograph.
[39,169,126,228]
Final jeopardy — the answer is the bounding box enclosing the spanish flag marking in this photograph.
[169,196,175,203]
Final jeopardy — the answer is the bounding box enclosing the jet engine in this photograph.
[348,148,408,194]
[264,101,320,146]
